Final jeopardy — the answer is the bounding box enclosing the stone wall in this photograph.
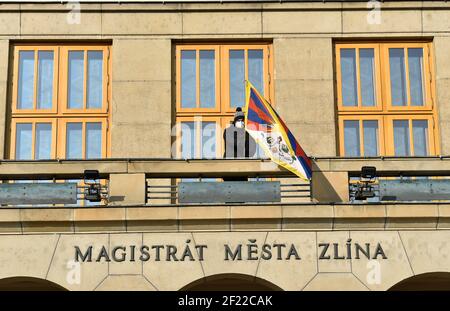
[0,230,448,291]
[0,2,449,157]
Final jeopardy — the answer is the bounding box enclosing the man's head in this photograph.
[234,107,245,128]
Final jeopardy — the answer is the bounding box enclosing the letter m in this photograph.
[75,246,92,262]
[224,245,242,261]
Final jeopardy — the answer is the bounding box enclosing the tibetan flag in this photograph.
[244,81,312,181]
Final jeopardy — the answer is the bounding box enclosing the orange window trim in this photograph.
[10,43,112,160]
[10,118,58,160]
[335,41,439,157]
[175,43,274,158]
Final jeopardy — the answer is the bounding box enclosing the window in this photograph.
[11,119,56,160]
[177,118,220,159]
[10,44,111,160]
[340,116,383,157]
[388,116,434,156]
[175,43,273,158]
[336,42,438,156]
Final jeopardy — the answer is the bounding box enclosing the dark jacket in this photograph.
[222,123,257,182]
[223,123,257,158]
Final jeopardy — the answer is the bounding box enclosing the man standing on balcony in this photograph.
[223,107,257,181]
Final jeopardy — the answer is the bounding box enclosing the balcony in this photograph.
[0,157,449,234]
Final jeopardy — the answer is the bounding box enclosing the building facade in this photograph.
[0,0,449,291]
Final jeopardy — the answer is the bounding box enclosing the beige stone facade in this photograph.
[2,1,450,157]
[0,1,450,291]
[0,228,448,291]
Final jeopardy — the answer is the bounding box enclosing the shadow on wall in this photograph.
[311,161,346,203]
[180,273,283,291]
[0,276,68,291]
[389,272,450,291]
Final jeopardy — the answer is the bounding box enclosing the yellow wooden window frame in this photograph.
[336,43,383,112]
[335,41,439,157]
[12,46,59,115]
[10,43,111,160]
[382,43,434,112]
[175,115,262,159]
[338,115,385,157]
[176,45,221,114]
[221,44,273,113]
[59,118,108,159]
[10,118,58,160]
[60,46,110,114]
[175,43,273,159]
[175,116,224,158]
[176,43,274,115]
[385,115,436,156]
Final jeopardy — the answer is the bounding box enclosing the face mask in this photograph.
[235,120,244,128]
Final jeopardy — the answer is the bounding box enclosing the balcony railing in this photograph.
[1,156,450,207]
[0,179,110,207]
[146,178,311,205]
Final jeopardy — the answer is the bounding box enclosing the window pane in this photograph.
[340,49,358,107]
[363,120,378,156]
[389,48,407,106]
[181,122,195,159]
[408,48,425,106]
[199,50,215,108]
[66,123,83,159]
[229,50,245,108]
[201,122,216,159]
[412,120,428,156]
[393,120,410,156]
[18,51,35,109]
[15,123,32,160]
[344,120,360,156]
[87,51,103,109]
[37,51,54,109]
[86,122,102,159]
[181,50,196,108]
[360,49,376,107]
[68,51,84,109]
[248,49,264,95]
[35,123,52,160]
